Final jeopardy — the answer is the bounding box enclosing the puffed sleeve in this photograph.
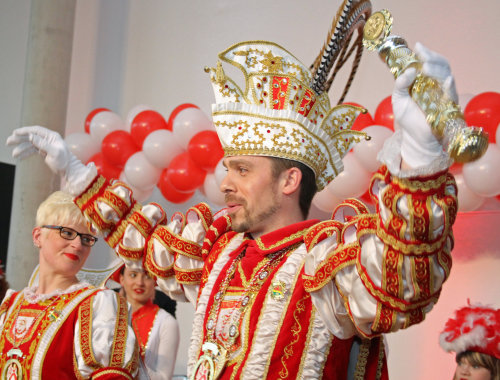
[304,153,457,339]
[73,177,216,306]
[144,309,180,380]
[74,290,139,379]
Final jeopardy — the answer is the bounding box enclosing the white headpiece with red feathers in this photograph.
[439,303,500,359]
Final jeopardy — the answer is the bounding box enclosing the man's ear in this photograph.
[281,167,302,195]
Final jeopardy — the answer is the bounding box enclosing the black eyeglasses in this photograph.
[41,225,98,247]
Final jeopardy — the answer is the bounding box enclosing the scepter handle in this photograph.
[362,10,488,163]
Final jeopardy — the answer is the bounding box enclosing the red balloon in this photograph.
[343,102,375,131]
[87,152,122,180]
[166,152,207,193]
[166,103,199,131]
[158,169,195,203]
[130,110,168,148]
[84,108,110,134]
[187,131,224,172]
[101,130,140,167]
[464,91,500,143]
[374,96,394,130]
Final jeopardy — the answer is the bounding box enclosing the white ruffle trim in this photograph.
[23,282,91,303]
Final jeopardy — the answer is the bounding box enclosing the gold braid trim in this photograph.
[105,203,142,248]
[304,220,344,251]
[356,256,441,312]
[74,176,107,210]
[391,171,449,192]
[152,225,203,261]
[187,202,214,232]
[117,243,144,261]
[303,243,358,292]
[91,368,134,380]
[353,339,371,379]
[110,292,129,367]
[376,337,385,380]
[79,295,100,369]
[278,294,309,379]
[144,236,175,279]
[125,336,140,376]
[174,265,203,285]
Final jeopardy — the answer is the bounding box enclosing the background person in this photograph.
[118,265,180,380]
[0,191,138,379]
[440,303,500,380]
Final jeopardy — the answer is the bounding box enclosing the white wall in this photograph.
[2,0,499,378]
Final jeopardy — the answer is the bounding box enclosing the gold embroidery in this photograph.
[79,296,99,368]
[74,176,107,210]
[110,292,129,367]
[278,294,308,379]
[254,227,310,251]
[106,203,142,249]
[92,368,133,380]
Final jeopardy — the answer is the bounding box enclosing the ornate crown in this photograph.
[205,41,368,191]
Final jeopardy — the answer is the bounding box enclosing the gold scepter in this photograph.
[362,9,488,163]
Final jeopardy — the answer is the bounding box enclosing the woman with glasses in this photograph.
[0,191,139,379]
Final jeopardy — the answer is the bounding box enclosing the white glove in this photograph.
[393,43,457,168]
[6,126,98,195]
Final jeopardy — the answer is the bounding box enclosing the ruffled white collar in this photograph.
[23,282,91,303]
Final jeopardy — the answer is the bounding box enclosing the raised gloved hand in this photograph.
[6,126,97,195]
[393,42,457,168]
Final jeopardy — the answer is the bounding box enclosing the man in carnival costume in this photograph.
[6,1,461,378]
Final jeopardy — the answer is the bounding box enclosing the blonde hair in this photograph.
[455,351,500,380]
[35,191,88,229]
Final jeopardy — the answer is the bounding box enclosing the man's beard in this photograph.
[227,193,280,233]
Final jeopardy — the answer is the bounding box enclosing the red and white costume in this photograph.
[131,301,179,380]
[70,160,457,379]
[0,283,138,379]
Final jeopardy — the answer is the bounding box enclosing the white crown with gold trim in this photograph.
[205,40,367,191]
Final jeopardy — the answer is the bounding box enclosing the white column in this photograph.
[7,0,76,290]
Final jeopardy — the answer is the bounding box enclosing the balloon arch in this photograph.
[66,92,500,212]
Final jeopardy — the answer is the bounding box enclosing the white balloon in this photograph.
[118,171,155,202]
[142,129,184,169]
[454,173,485,212]
[89,111,126,144]
[65,132,100,163]
[312,188,342,213]
[462,144,500,197]
[172,108,214,149]
[353,125,393,172]
[214,158,226,187]
[203,173,225,206]
[126,104,151,130]
[326,153,371,200]
[123,151,162,190]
